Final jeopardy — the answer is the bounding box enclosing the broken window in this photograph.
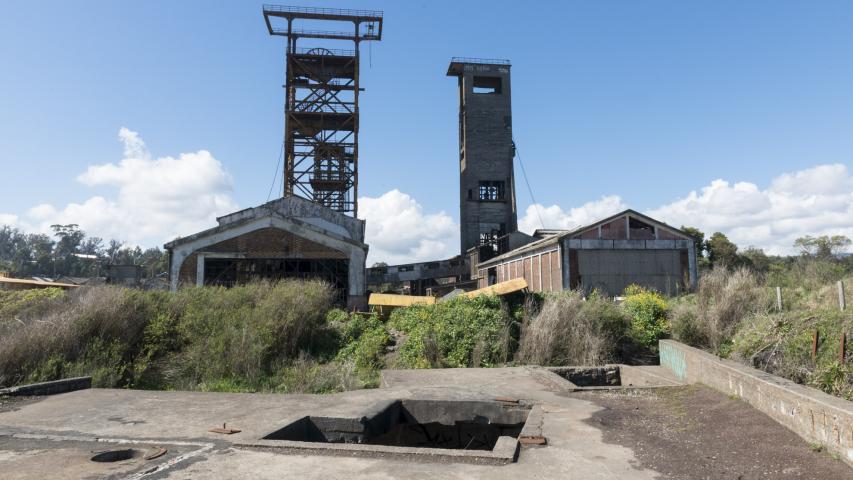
[398,265,414,272]
[478,181,505,201]
[472,76,502,94]
[629,217,656,240]
[478,223,506,254]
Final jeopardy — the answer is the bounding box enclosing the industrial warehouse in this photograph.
[164,5,696,306]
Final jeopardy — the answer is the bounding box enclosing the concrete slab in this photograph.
[0,366,848,478]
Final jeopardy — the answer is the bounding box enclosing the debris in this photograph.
[209,423,241,434]
[143,447,167,460]
[518,435,547,446]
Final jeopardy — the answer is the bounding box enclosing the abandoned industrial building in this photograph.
[472,210,698,296]
[164,5,697,304]
[164,195,368,308]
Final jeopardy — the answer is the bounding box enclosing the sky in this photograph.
[1,0,852,264]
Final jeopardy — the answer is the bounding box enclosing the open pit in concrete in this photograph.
[264,399,529,450]
[241,399,538,464]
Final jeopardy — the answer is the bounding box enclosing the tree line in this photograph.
[0,224,167,279]
[681,226,852,279]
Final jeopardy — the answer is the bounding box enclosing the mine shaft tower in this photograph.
[263,5,383,216]
[447,58,518,256]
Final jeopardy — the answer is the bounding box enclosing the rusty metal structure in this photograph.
[263,5,383,216]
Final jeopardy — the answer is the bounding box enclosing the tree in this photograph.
[706,232,740,268]
[793,235,851,260]
[680,226,706,258]
[740,247,770,272]
[139,247,168,277]
[51,224,86,276]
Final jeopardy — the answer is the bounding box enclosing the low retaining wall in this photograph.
[0,376,91,396]
[658,340,853,466]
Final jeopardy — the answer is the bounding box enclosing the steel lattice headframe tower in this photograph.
[263,5,383,216]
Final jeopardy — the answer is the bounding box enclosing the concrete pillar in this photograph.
[196,254,205,287]
[686,242,698,290]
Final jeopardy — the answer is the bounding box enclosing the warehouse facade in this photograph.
[164,196,368,309]
[474,210,697,296]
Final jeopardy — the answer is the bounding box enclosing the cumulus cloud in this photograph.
[1,128,238,246]
[519,163,853,256]
[518,195,628,234]
[359,189,458,265]
[649,163,853,255]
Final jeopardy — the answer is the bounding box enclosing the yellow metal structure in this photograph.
[368,293,436,307]
[463,278,528,298]
[0,276,79,290]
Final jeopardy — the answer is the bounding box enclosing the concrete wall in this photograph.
[658,340,853,466]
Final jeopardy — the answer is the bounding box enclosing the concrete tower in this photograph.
[447,58,518,256]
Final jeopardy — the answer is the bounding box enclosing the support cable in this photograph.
[266,142,284,202]
[512,139,545,230]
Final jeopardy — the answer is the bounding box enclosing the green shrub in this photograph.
[622,285,669,349]
[390,295,510,369]
[336,312,391,373]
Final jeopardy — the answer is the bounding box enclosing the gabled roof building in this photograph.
[473,209,698,297]
[164,196,368,309]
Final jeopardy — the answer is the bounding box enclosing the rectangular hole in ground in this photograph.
[263,400,529,451]
[551,366,622,387]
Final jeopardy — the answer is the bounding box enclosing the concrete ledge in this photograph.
[235,435,520,465]
[0,377,91,396]
[658,340,853,466]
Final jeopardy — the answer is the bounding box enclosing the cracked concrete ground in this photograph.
[0,367,848,479]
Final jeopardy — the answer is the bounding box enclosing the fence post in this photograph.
[775,286,782,312]
[839,281,846,311]
[841,331,847,364]
[812,330,819,361]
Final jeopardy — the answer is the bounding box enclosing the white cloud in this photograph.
[519,163,853,256]
[0,213,18,227]
[1,128,238,247]
[359,189,458,265]
[518,195,628,234]
[649,163,853,255]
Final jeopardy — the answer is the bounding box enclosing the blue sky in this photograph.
[1,1,852,262]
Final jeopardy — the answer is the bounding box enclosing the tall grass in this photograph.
[517,291,628,366]
[0,280,342,391]
[670,268,771,352]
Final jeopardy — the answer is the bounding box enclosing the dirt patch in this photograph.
[576,385,851,479]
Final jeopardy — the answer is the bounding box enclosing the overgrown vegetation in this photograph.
[0,281,359,393]
[389,295,515,368]
[518,291,628,366]
[2,232,851,401]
